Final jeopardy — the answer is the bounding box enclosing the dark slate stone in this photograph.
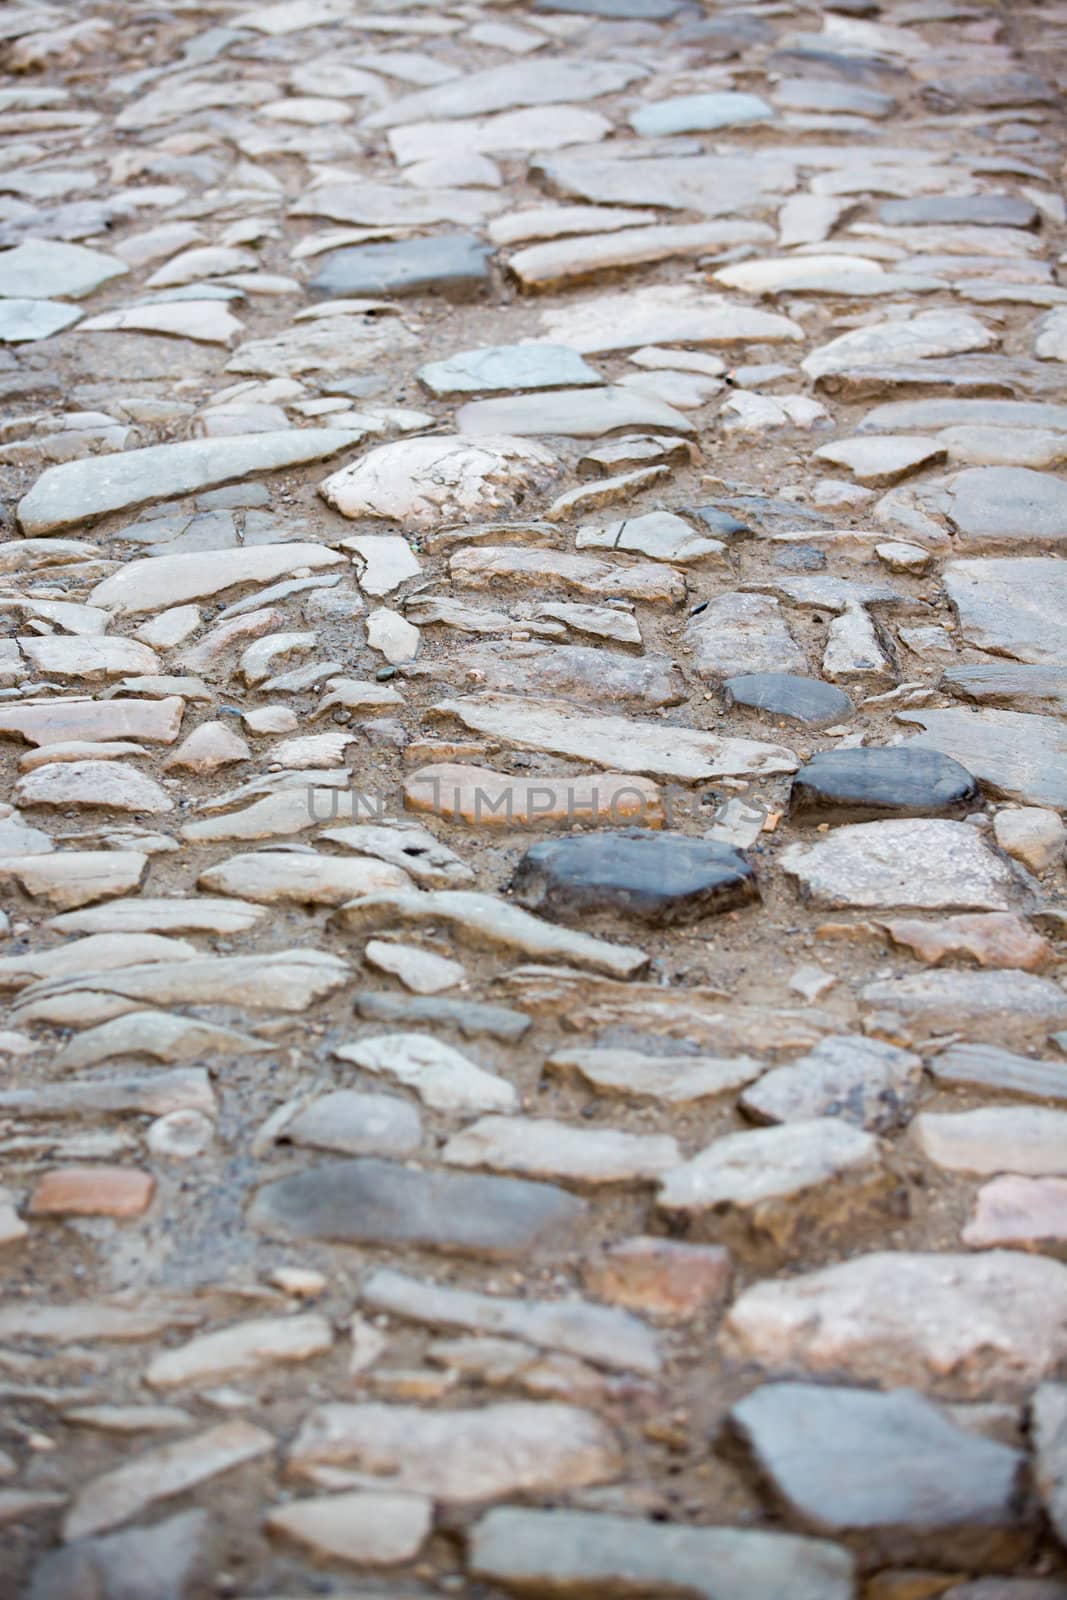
[691,504,750,537]
[730,1383,1030,1568]
[788,747,980,824]
[353,991,531,1041]
[724,673,854,729]
[879,194,1039,229]
[773,543,827,572]
[310,235,492,300]
[511,828,758,926]
[941,663,1067,717]
[250,1158,584,1257]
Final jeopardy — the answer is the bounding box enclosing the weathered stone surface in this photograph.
[90,544,343,617]
[455,641,685,708]
[469,1508,855,1600]
[917,1107,1067,1176]
[723,1251,1067,1395]
[15,759,174,814]
[583,1237,732,1321]
[310,234,491,299]
[782,820,1019,911]
[943,466,1067,546]
[363,58,647,129]
[419,342,599,395]
[687,592,807,680]
[26,1511,209,1600]
[264,1490,432,1567]
[0,238,127,299]
[509,222,773,291]
[321,434,558,528]
[0,851,147,910]
[449,546,685,604]
[281,1089,422,1157]
[899,706,1067,810]
[18,433,360,535]
[404,764,663,830]
[29,1166,155,1218]
[804,312,996,382]
[740,1036,922,1133]
[724,673,854,728]
[994,808,1066,873]
[0,696,183,746]
[362,940,465,995]
[457,385,694,439]
[928,1044,1067,1103]
[788,748,980,824]
[730,1382,1028,1566]
[511,830,758,926]
[944,557,1067,666]
[815,435,947,487]
[541,283,801,354]
[548,1046,762,1104]
[334,1031,517,1114]
[862,970,1067,1047]
[882,913,1050,971]
[199,851,411,907]
[658,1120,888,1255]
[443,1115,680,1186]
[964,1176,1067,1251]
[251,1158,585,1257]
[576,509,723,565]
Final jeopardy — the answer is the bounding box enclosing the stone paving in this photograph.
[0,0,1067,1594]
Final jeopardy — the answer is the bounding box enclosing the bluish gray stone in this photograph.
[789,747,980,824]
[725,674,853,729]
[419,343,599,397]
[310,235,492,300]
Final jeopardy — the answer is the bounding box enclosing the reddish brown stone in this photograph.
[881,913,1050,971]
[28,1167,155,1218]
[583,1236,732,1320]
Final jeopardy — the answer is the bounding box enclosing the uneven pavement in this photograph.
[1,0,1067,1594]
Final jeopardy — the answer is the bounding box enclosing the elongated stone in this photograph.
[90,544,343,617]
[17,432,361,535]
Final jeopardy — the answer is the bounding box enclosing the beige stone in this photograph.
[403,763,663,829]
[28,1166,154,1217]
[146,1314,333,1390]
[265,1489,432,1566]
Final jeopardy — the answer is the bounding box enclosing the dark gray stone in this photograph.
[512,829,758,927]
[773,544,827,572]
[250,1158,585,1257]
[789,748,980,824]
[929,1044,1067,1103]
[310,235,492,300]
[942,662,1067,716]
[692,504,750,537]
[27,1511,210,1600]
[730,1382,1030,1568]
[724,673,853,728]
[879,195,1039,228]
[470,1507,855,1600]
[353,991,531,1041]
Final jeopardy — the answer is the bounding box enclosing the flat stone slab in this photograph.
[334,1031,518,1115]
[310,235,491,299]
[509,221,773,290]
[456,386,694,438]
[363,58,648,130]
[18,432,360,536]
[803,311,996,382]
[723,1249,1067,1395]
[730,1382,1028,1567]
[814,435,946,487]
[0,238,127,299]
[541,283,802,354]
[965,1175,1067,1251]
[264,1490,431,1569]
[511,829,758,926]
[917,1107,1067,1175]
[899,706,1067,810]
[687,593,807,680]
[740,1035,923,1133]
[944,466,1067,546]
[944,557,1067,666]
[418,343,599,396]
[881,194,1039,227]
[535,154,797,222]
[631,90,772,137]
[781,819,1020,911]
[443,1114,680,1186]
[548,1046,762,1104]
[0,300,82,343]
[576,510,723,565]
[724,673,854,728]
[941,663,1067,717]
[788,747,980,824]
[249,1157,586,1257]
[862,970,1067,1047]
[280,1091,422,1157]
[469,1508,855,1600]
[929,1043,1067,1102]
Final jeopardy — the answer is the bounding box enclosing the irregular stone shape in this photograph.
[536,153,797,223]
[0,238,127,299]
[541,283,801,354]
[511,830,758,926]
[146,1314,333,1390]
[29,1166,154,1217]
[861,971,1067,1048]
[289,1398,621,1500]
[226,315,416,380]
[1033,1384,1067,1549]
[321,434,557,529]
[353,992,529,1041]
[882,912,1050,972]
[26,1510,209,1600]
[419,342,600,395]
[658,1119,887,1255]
[264,1489,431,1567]
[199,851,411,907]
[1036,308,1067,362]
[335,1031,517,1115]
[290,183,498,229]
[814,435,947,487]
[80,300,245,347]
[723,1250,1067,1395]
[583,1237,732,1321]
[882,194,1039,228]
[449,548,684,605]
[15,951,349,1020]
[788,748,980,825]
[576,510,723,565]
[0,696,183,747]
[339,887,648,978]
[943,466,1067,546]
[724,673,853,728]
[456,385,693,439]
[251,1158,585,1258]
[390,105,612,165]
[548,1046,761,1104]
[362,941,464,996]
[0,931,198,993]
[917,1107,1067,1176]
[0,1068,214,1121]
[363,58,647,129]
[164,721,249,774]
[964,1175,1067,1250]
[15,759,174,814]
[944,558,1067,666]
[49,900,265,936]
[687,593,807,681]
[782,819,1018,912]
[404,764,663,830]
[443,1115,680,1187]
[310,234,491,299]
[0,299,82,342]
[730,1382,1028,1567]
[434,695,798,783]
[994,807,1066,873]
[803,311,996,382]
[469,1508,854,1600]
[508,222,773,291]
[456,642,684,709]
[631,90,772,137]
[52,1014,263,1071]
[91,544,343,618]
[63,1421,273,1541]
[363,1266,660,1375]
[0,851,147,910]
[899,707,1067,810]
[929,1043,1067,1103]
[862,399,1067,435]
[740,1035,922,1133]
[18,432,360,536]
[282,1090,422,1156]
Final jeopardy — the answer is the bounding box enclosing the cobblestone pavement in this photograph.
[1,0,1067,1595]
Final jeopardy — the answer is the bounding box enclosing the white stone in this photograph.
[320,435,558,530]
[146,1315,333,1390]
[334,1032,518,1114]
